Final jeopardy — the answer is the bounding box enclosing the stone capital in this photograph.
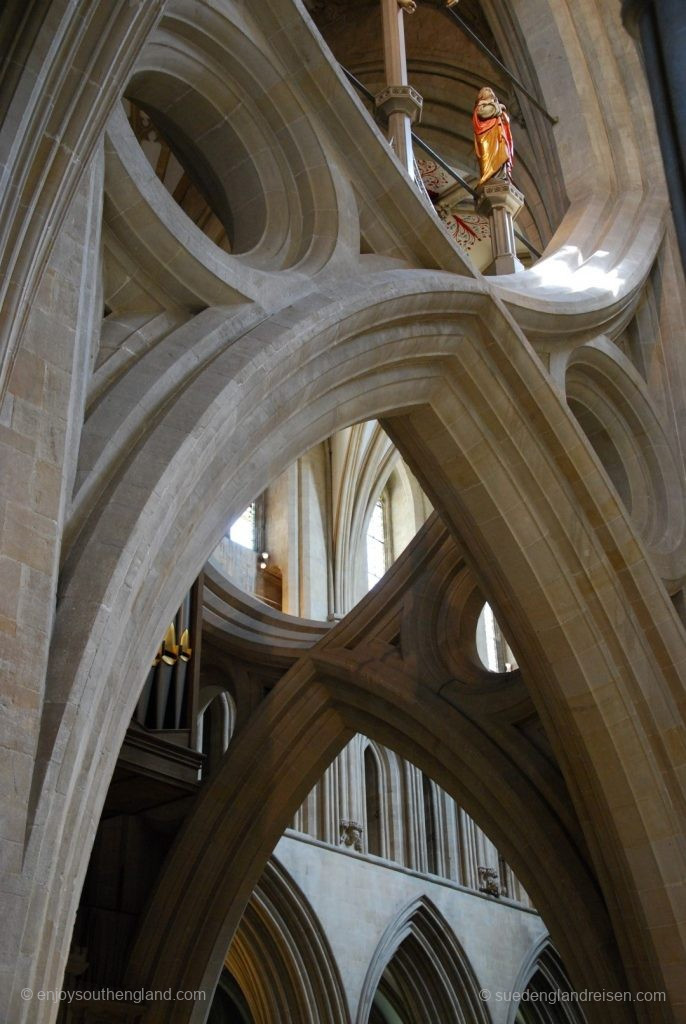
[374,84,423,124]
[476,179,525,220]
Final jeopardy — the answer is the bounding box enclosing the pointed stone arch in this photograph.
[4,1,686,1022]
[226,857,350,1024]
[363,743,382,857]
[356,895,491,1024]
[507,937,588,1024]
[123,614,627,1023]
[30,277,685,1024]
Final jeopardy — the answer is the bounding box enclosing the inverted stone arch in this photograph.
[124,646,619,1024]
[226,857,350,1024]
[355,894,491,1024]
[254,0,669,330]
[118,515,591,1023]
[20,275,686,1023]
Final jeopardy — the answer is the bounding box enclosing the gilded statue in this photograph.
[472,87,514,187]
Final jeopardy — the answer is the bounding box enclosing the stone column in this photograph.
[476,178,525,275]
[376,0,423,177]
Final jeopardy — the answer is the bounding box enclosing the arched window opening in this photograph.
[213,495,282,610]
[422,773,438,875]
[476,602,518,672]
[365,746,382,857]
[208,424,430,619]
[367,495,389,590]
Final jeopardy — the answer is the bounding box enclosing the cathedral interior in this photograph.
[1,0,686,1022]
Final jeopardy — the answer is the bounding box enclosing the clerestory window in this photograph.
[366,496,389,590]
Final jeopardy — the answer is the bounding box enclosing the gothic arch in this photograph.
[355,895,490,1024]
[226,857,350,1024]
[363,742,383,858]
[4,2,686,1022]
[197,686,236,774]
[30,277,686,1024]
[333,422,399,613]
[123,608,626,1024]
[507,937,587,1024]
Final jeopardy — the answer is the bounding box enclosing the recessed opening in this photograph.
[213,422,432,619]
[568,397,632,512]
[476,602,517,673]
[124,98,233,252]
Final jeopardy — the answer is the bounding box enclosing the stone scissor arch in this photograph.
[124,632,621,1024]
[3,3,686,1024]
[17,278,686,1023]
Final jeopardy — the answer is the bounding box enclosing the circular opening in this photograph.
[125,98,234,253]
[476,603,518,673]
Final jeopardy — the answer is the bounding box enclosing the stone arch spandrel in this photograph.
[22,277,686,1024]
[126,1,356,275]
